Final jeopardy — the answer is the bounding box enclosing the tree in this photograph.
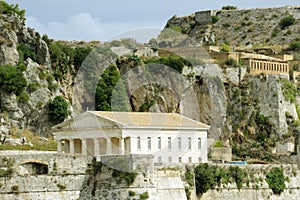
[74,46,92,70]
[0,65,27,95]
[48,96,69,124]
[95,65,128,111]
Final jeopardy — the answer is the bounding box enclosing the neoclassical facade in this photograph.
[52,111,209,164]
[240,53,289,76]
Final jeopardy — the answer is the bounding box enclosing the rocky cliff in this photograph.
[164,6,300,47]
[0,10,74,137]
[0,3,300,161]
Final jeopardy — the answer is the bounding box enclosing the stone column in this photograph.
[119,138,125,155]
[94,138,100,156]
[81,138,87,155]
[70,139,75,154]
[107,137,112,155]
[57,140,62,154]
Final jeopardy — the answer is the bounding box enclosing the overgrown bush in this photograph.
[48,96,69,124]
[214,140,224,148]
[195,163,218,195]
[279,16,296,29]
[0,65,27,95]
[265,167,285,195]
[224,58,238,67]
[195,164,247,195]
[222,5,237,10]
[144,54,191,73]
[288,41,300,51]
[139,192,149,200]
[17,43,37,63]
[220,43,231,52]
[211,16,219,24]
[128,190,136,196]
[18,91,29,103]
[0,1,25,20]
[228,166,245,190]
[0,157,15,177]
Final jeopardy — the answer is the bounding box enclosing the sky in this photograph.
[5,0,300,42]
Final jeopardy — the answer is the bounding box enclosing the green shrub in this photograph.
[214,140,224,148]
[27,82,39,93]
[195,163,218,195]
[18,91,29,103]
[128,190,136,196]
[228,166,245,190]
[17,63,27,72]
[144,54,191,73]
[139,192,149,200]
[0,1,25,20]
[0,65,27,95]
[279,16,296,29]
[222,23,231,28]
[224,58,238,67]
[0,157,15,177]
[211,16,219,24]
[265,167,285,195]
[17,43,37,63]
[48,96,69,124]
[185,167,194,186]
[222,5,237,10]
[220,43,231,52]
[139,100,156,112]
[74,46,92,70]
[288,41,300,51]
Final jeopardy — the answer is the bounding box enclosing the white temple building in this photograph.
[52,111,209,164]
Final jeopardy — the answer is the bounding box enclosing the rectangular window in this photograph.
[168,156,172,163]
[179,157,182,163]
[137,137,141,150]
[158,157,162,163]
[168,137,171,150]
[198,157,202,163]
[188,157,192,163]
[198,138,201,150]
[178,137,181,150]
[147,137,151,150]
[188,137,191,150]
[158,137,161,149]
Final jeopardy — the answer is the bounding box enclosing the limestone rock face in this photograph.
[0,12,65,136]
[163,6,300,47]
[0,45,19,66]
[251,75,288,135]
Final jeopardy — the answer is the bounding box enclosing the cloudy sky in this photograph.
[6,0,300,42]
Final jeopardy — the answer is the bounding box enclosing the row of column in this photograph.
[250,60,289,74]
[57,137,125,156]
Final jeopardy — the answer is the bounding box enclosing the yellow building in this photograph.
[240,53,289,76]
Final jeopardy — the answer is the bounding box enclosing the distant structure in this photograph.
[134,47,158,57]
[52,111,209,164]
[240,53,289,77]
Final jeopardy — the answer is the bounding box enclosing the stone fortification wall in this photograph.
[200,164,300,200]
[0,152,300,199]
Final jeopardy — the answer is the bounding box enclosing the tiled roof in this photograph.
[91,111,209,129]
[240,53,287,62]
